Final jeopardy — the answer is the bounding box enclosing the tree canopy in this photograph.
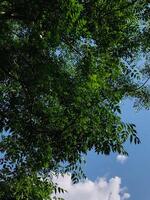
[0,0,150,199]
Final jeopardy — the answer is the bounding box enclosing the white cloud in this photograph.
[116,154,128,164]
[122,193,131,200]
[53,174,130,200]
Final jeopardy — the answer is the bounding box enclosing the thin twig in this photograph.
[136,77,150,90]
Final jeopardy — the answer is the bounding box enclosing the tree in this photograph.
[0,0,150,199]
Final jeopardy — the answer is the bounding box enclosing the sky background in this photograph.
[84,99,150,200]
[56,99,150,200]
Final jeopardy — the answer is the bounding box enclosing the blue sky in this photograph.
[55,99,150,200]
[84,99,150,200]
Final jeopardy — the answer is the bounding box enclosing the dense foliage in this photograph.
[0,0,150,199]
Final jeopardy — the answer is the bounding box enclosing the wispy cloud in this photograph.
[53,174,130,200]
[116,154,128,164]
